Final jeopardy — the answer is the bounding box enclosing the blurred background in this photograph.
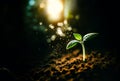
[0,0,118,73]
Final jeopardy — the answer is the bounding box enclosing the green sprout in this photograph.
[66,33,98,61]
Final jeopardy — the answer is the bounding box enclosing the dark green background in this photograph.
[0,0,119,74]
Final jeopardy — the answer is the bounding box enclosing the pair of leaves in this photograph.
[66,33,98,49]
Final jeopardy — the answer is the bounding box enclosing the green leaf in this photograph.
[73,33,82,41]
[66,40,80,50]
[83,33,98,42]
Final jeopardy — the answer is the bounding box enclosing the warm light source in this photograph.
[46,0,63,22]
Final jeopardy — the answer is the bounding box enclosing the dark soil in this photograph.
[29,50,118,81]
[0,49,119,81]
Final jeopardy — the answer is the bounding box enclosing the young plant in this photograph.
[66,33,98,61]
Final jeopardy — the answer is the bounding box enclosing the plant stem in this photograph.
[81,42,85,61]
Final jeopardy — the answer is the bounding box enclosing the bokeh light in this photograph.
[29,0,35,6]
[56,27,65,37]
[26,0,78,50]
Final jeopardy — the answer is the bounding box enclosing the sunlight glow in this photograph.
[46,0,63,21]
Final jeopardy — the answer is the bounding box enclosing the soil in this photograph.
[0,49,119,81]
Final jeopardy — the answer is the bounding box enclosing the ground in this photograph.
[0,49,119,81]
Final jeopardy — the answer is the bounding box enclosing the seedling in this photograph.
[66,33,98,61]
